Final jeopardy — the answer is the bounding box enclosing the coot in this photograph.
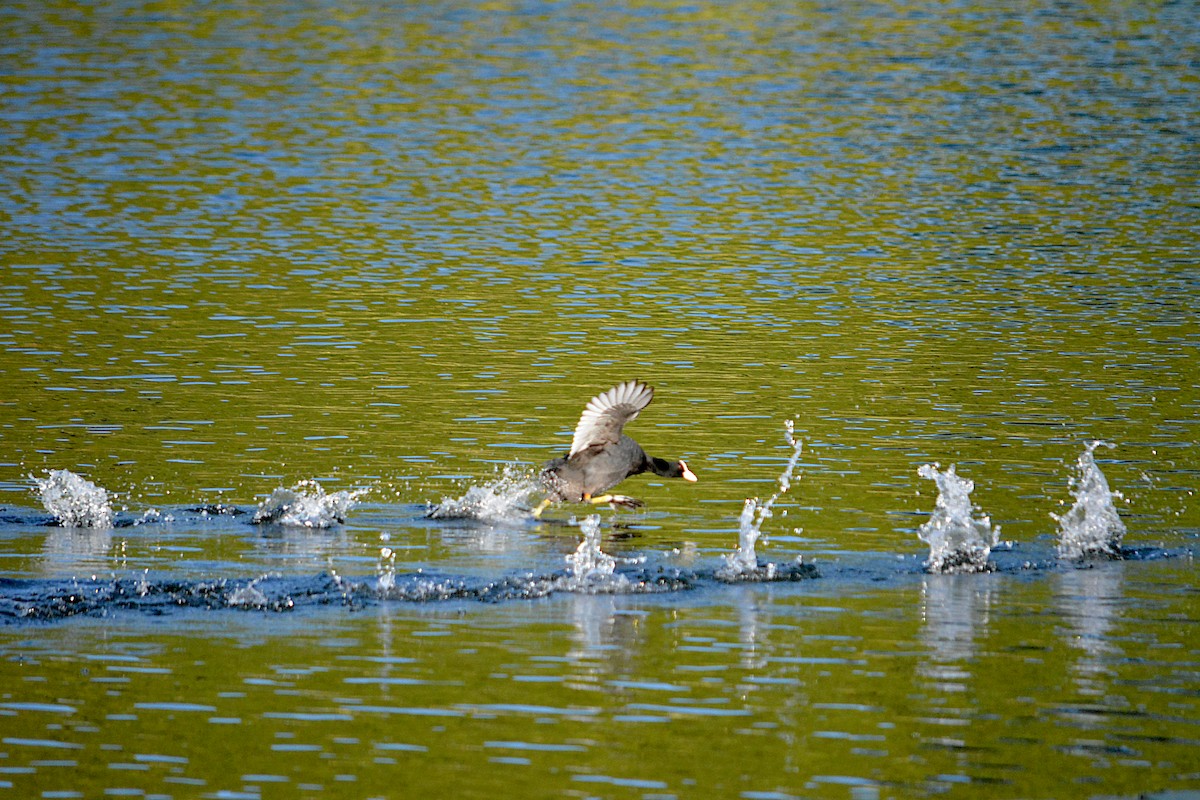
[532,380,697,518]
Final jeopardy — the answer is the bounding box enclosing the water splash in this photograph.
[377,546,397,593]
[135,569,151,597]
[227,577,272,609]
[558,515,631,593]
[31,470,115,528]
[1053,441,1126,560]
[426,464,537,522]
[916,464,1000,574]
[252,480,365,527]
[717,420,805,581]
[133,508,173,526]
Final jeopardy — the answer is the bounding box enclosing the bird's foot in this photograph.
[589,494,643,510]
[531,498,553,519]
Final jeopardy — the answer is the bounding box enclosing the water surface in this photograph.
[1,0,1197,797]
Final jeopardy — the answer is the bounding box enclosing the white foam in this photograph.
[228,582,269,608]
[252,480,364,527]
[426,464,537,522]
[1054,441,1126,560]
[31,469,115,528]
[916,463,999,574]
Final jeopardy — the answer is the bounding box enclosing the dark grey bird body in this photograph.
[533,381,696,517]
[541,434,682,502]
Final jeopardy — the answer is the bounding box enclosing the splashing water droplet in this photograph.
[252,480,365,527]
[718,421,803,580]
[31,469,115,528]
[426,464,538,521]
[916,464,999,574]
[559,515,630,593]
[377,546,397,593]
[1053,441,1126,560]
[227,579,270,608]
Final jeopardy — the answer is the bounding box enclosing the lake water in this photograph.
[2,0,1198,797]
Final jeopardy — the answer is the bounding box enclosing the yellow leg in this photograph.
[588,494,643,510]
[531,498,553,519]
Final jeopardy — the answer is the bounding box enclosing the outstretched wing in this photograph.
[569,380,654,457]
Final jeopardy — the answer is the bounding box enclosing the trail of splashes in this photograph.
[426,464,537,522]
[31,470,115,528]
[252,480,365,528]
[1054,441,1126,560]
[916,464,999,574]
[718,420,804,581]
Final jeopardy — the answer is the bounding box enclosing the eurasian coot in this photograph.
[532,380,697,518]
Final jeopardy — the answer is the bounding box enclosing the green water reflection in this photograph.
[4,1,1195,541]
[1,559,1197,798]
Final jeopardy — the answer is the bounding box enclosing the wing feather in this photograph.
[568,380,655,457]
